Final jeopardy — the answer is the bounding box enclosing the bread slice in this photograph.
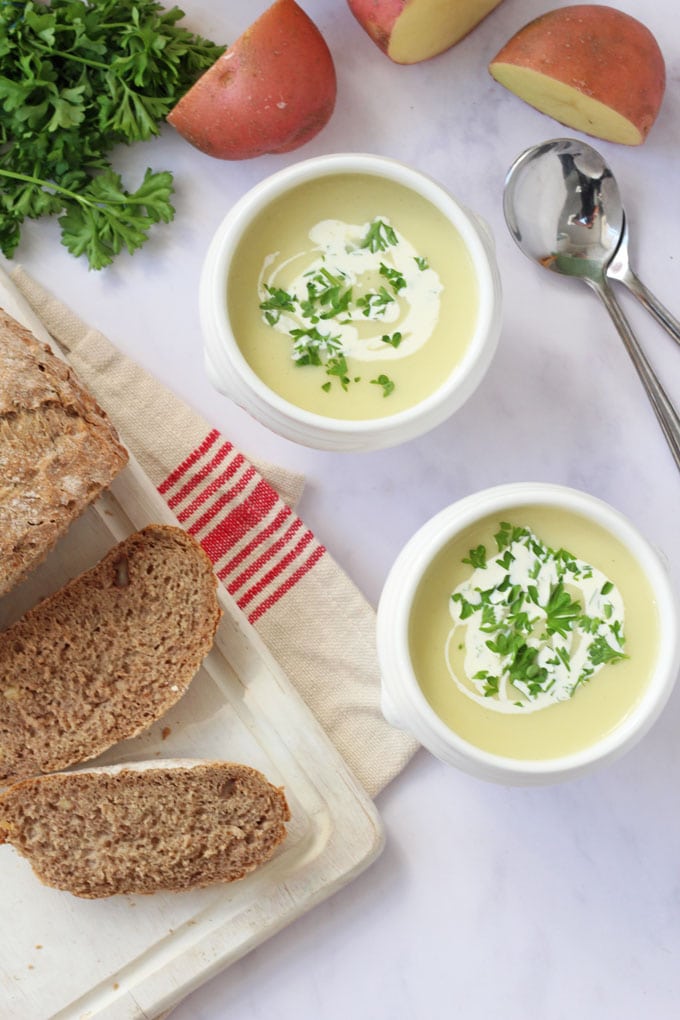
[0,306,129,597]
[0,760,290,898]
[0,525,221,785]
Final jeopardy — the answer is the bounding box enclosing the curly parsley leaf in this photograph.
[59,167,174,270]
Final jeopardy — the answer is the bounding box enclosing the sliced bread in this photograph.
[0,525,221,784]
[0,306,129,597]
[0,760,290,898]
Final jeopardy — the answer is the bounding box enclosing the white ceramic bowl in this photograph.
[377,483,680,784]
[200,153,502,451]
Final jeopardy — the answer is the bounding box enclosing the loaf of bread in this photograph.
[0,306,129,598]
[0,525,221,785]
[0,760,290,898]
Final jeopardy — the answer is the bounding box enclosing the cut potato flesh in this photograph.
[388,0,503,63]
[490,65,643,145]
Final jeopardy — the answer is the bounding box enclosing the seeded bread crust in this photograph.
[0,760,290,898]
[0,306,129,598]
[0,525,221,784]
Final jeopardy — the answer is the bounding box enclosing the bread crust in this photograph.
[0,307,128,597]
[0,525,221,784]
[0,760,290,897]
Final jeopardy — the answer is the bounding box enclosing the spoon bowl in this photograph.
[504,137,680,471]
[503,137,623,283]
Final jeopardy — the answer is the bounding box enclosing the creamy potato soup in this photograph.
[408,506,660,760]
[227,173,479,419]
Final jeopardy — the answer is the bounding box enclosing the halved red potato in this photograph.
[167,0,337,159]
[347,0,504,65]
[489,5,665,145]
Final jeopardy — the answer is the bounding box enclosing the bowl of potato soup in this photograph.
[200,153,502,451]
[377,483,679,784]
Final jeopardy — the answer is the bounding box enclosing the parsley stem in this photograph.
[0,168,75,193]
[0,167,147,209]
[29,41,110,70]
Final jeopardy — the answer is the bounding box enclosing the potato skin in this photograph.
[489,5,665,144]
[347,0,405,55]
[167,0,336,160]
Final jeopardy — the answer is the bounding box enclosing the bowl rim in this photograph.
[202,151,502,435]
[377,482,680,779]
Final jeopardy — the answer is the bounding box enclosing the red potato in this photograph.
[347,0,504,64]
[167,0,336,159]
[489,5,665,145]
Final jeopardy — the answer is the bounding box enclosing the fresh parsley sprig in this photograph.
[0,0,224,268]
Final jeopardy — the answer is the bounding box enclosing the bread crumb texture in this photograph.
[0,762,290,897]
[0,307,129,597]
[0,525,221,783]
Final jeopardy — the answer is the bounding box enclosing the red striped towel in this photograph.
[9,266,418,797]
[159,428,324,626]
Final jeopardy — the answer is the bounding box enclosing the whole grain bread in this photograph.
[0,525,221,785]
[0,760,290,898]
[0,306,128,597]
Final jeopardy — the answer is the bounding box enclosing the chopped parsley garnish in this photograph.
[371,374,395,397]
[462,545,487,569]
[300,268,353,321]
[481,675,500,698]
[260,285,297,324]
[589,637,626,666]
[356,286,394,318]
[379,262,407,292]
[360,218,398,252]
[448,524,627,712]
[544,582,582,638]
[325,354,351,391]
[290,326,342,365]
[258,215,434,402]
[494,521,530,552]
[451,592,478,620]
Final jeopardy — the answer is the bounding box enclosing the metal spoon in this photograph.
[607,214,680,344]
[503,137,680,471]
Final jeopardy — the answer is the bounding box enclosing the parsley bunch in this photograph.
[0,0,224,268]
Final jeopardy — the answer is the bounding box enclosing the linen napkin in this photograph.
[8,265,418,798]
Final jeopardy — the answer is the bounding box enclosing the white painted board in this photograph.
[0,272,384,1020]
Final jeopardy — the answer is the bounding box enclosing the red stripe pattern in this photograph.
[157,430,325,624]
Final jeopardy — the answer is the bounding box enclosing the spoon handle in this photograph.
[590,281,680,472]
[609,265,680,348]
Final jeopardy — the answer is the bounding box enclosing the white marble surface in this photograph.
[10,0,680,1016]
